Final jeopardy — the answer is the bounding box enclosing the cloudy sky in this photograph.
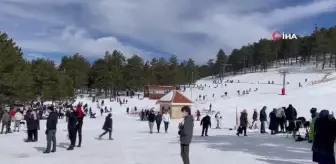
[0,0,335,63]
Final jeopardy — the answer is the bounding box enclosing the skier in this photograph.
[43,106,58,154]
[67,107,77,150]
[147,110,156,134]
[162,110,170,133]
[155,112,162,133]
[76,104,84,147]
[237,109,248,136]
[178,106,194,164]
[98,113,113,140]
[200,114,211,136]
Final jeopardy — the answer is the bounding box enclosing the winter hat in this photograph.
[310,108,317,114]
[48,106,54,111]
[108,113,112,117]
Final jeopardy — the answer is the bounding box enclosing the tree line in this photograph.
[0,25,335,104]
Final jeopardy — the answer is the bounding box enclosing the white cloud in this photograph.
[0,0,335,62]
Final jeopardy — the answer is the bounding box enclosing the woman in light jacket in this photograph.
[14,110,24,132]
[162,110,170,133]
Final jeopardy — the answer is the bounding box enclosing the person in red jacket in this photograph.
[76,104,84,147]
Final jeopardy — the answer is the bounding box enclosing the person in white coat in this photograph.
[215,112,221,129]
[14,110,24,132]
[162,110,170,133]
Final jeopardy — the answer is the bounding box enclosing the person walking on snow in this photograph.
[162,110,170,133]
[215,112,221,129]
[237,109,248,136]
[200,114,211,136]
[98,113,113,140]
[147,110,156,134]
[250,109,258,129]
[67,107,77,150]
[43,106,58,154]
[156,112,162,133]
[178,106,194,164]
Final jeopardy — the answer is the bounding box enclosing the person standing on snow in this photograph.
[155,112,162,133]
[200,114,211,136]
[162,110,170,133]
[147,110,156,134]
[43,106,58,154]
[98,113,113,140]
[269,108,278,135]
[25,109,38,141]
[309,108,318,143]
[215,112,221,129]
[312,110,336,164]
[67,107,77,150]
[250,109,258,129]
[13,110,24,132]
[178,106,194,164]
[259,106,267,133]
[0,110,10,134]
[76,104,84,147]
[196,110,201,121]
[237,109,248,136]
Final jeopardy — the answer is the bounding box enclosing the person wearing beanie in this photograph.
[43,106,58,154]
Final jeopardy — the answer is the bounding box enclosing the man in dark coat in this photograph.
[285,104,297,125]
[312,110,336,164]
[98,113,113,140]
[237,109,248,136]
[269,108,278,135]
[67,108,77,150]
[155,112,162,133]
[25,110,38,142]
[179,106,194,164]
[147,110,156,134]
[259,106,267,133]
[43,106,58,154]
[200,114,211,136]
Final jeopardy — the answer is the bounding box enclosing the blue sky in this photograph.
[0,0,335,64]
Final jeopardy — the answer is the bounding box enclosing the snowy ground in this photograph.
[1,66,335,164]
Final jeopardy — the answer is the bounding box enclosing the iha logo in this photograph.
[272,31,297,41]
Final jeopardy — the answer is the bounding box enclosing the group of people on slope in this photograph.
[147,110,170,134]
[1,109,25,134]
[43,105,84,153]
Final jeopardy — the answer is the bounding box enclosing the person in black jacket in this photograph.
[43,106,58,154]
[259,106,267,133]
[98,113,113,140]
[156,112,162,133]
[67,107,77,150]
[147,110,156,134]
[312,110,336,164]
[269,108,278,135]
[25,109,38,142]
[200,114,211,136]
[285,104,297,127]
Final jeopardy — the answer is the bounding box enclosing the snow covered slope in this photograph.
[1,66,335,164]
